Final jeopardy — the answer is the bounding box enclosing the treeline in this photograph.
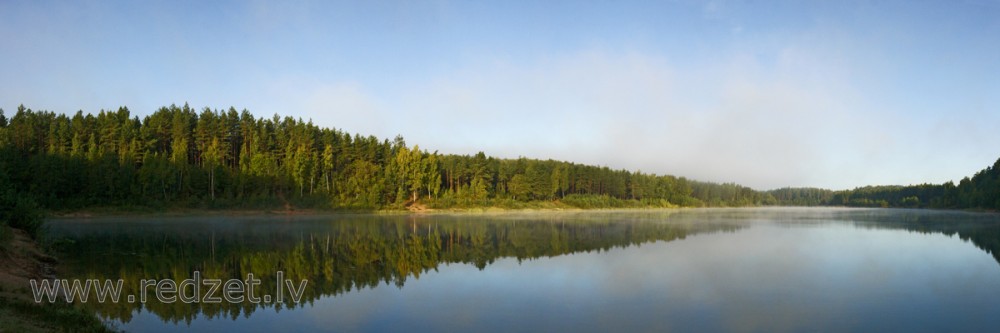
[0,104,775,214]
[2,104,997,215]
[768,159,1000,210]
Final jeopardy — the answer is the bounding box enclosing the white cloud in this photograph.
[394,50,679,162]
[373,47,886,189]
[283,38,999,190]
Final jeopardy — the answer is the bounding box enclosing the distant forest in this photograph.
[0,104,998,217]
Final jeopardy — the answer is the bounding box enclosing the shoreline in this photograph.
[47,204,697,219]
[46,207,622,219]
[45,205,1000,220]
[0,227,111,332]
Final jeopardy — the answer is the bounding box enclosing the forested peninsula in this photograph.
[1,104,998,231]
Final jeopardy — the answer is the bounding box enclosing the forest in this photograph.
[767,165,1000,210]
[0,105,772,217]
[0,103,998,237]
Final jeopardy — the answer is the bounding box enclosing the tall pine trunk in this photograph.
[210,170,215,200]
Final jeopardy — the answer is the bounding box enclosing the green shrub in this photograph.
[561,194,636,209]
[0,191,44,238]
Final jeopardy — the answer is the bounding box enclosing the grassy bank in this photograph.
[0,226,113,333]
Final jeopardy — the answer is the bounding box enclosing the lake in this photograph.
[43,208,1000,332]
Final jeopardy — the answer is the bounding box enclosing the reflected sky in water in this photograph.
[48,208,1000,332]
[287,226,999,332]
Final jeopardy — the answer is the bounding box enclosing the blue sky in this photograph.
[2,0,998,190]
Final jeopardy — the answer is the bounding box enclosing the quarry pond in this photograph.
[44,208,1000,332]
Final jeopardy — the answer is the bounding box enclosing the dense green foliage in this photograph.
[767,159,1000,210]
[0,191,44,238]
[1,104,997,213]
[0,105,776,212]
[768,187,835,206]
[0,146,43,238]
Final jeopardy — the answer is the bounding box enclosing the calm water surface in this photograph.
[44,208,1000,332]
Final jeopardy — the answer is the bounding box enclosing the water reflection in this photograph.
[44,211,739,323]
[43,208,1000,331]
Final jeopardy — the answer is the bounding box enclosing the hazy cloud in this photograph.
[267,38,1000,190]
[352,46,885,189]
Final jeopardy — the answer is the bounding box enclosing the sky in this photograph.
[1,0,998,190]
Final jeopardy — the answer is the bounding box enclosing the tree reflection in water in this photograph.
[42,208,1000,325]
